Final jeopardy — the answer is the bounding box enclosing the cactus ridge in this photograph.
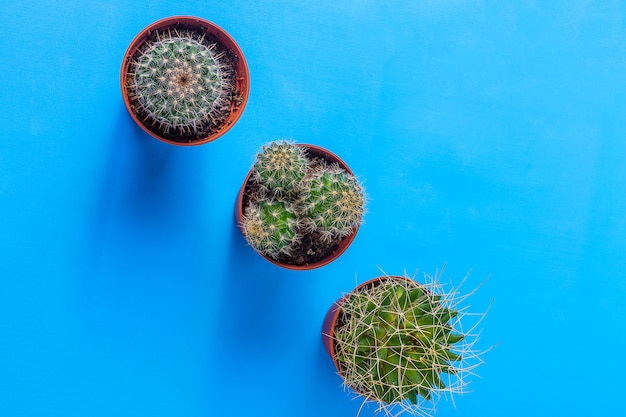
[241,198,301,258]
[303,164,365,242]
[332,272,487,416]
[253,140,309,196]
[127,28,235,139]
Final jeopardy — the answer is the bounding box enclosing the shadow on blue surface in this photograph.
[309,335,381,417]
[82,105,211,268]
[216,222,291,352]
[214,221,382,416]
[104,105,198,223]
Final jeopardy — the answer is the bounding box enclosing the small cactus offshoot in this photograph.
[127,28,235,141]
[253,141,309,196]
[241,198,301,259]
[302,165,366,242]
[241,140,366,265]
[331,271,488,416]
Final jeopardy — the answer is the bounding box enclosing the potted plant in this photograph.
[120,16,250,145]
[235,140,366,270]
[322,270,488,416]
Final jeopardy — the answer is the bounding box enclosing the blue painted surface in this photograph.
[1,1,625,416]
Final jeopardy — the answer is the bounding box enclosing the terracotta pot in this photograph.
[235,144,360,270]
[321,276,411,376]
[120,16,250,146]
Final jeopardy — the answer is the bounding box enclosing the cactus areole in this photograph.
[121,16,249,145]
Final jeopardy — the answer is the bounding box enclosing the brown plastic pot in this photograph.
[120,16,250,146]
[235,144,360,270]
[321,276,412,380]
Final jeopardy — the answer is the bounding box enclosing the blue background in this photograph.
[1,1,625,416]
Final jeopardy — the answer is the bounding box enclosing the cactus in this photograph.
[127,28,235,140]
[253,140,310,196]
[302,164,365,242]
[241,198,301,259]
[331,272,486,416]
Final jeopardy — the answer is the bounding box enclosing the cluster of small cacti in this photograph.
[126,28,235,141]
[331,274,482,415]
[241,141,366,261]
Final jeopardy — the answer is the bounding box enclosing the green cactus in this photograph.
[332,273,485,414]
[241,198,301,259]
[253,140,310,196]
[127,28,235,140]
[302,165,365,242]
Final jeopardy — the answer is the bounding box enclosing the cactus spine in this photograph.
[127,28,235,140]
[331,272,486,416]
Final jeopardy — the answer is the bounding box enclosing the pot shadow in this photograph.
[214,221,295,355]
[82,105,209,273]
[214,215,370,416]
[302,322,380,417]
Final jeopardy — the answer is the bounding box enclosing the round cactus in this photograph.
[302,165,365,242]
[253,141,309,196]
[127,28,235,140]
[241,198,301,258]
[331,273,485,415]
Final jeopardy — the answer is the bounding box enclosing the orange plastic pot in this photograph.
[235,144,360,270]
[120,16,250,146]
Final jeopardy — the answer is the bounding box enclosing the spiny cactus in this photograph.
[127,28,235,140]
[253,140,309,196]
[302,164,365,242]
[241,198,301,259]
[331,272,486,416]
